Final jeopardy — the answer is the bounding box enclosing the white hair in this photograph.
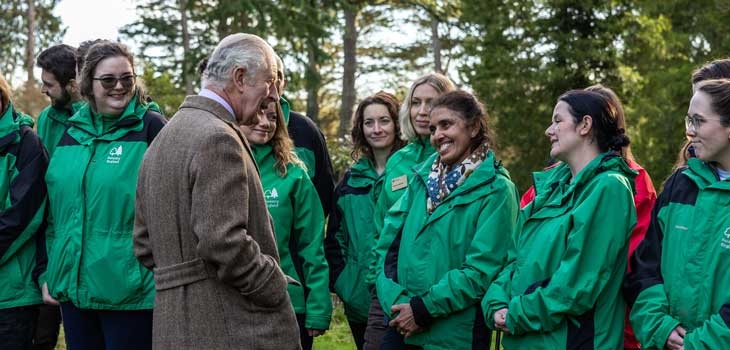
[202,33,275,90]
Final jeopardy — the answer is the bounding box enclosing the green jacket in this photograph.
[368,138,435,287]
[324,157,379,323]
[43,96,165,310]
[0,104,48,309]
[252,144,332,330]
[484,153,636,350]
[35,101,85,156]
[376,151,518,349]
[625,158,730,349]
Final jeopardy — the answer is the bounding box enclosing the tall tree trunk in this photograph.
[431,17,442,74]
[179,0,194,95]
[25,0,36,82]
[338,5,358,137]
[305,39,320,123]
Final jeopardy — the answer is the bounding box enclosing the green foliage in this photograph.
[459,0,730,190]
[0,0,64,79]
[326,136,355,182]
[139,63,185,117]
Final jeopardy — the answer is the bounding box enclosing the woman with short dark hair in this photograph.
[485,90,636,349]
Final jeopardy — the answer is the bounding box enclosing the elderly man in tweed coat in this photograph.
[133,33,300,349]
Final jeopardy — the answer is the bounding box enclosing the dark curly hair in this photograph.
[37,44,77,86]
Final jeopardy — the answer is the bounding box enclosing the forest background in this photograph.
[4,0,730,190]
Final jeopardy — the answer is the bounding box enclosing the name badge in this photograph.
[391,175,408,191]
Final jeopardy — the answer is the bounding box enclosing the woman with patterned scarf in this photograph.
[375,90,519,349]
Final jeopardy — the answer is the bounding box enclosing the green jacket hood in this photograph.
[348,157,378,188]
[0,103,33,149]
[532,153,636,210]
[415,149,510,198]
[68,91,150,141]
[684,157,726,189]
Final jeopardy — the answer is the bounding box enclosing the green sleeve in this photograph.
[683,306,730,349]
[506,176,635,334]
[629,284,681,349]
[422,182,518,318]
[374,194,412,317]
[292,175,332,330]
[482,223,522,327]
[367,174,400,288]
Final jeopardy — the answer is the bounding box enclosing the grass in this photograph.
[53,297,356,350]
[53,299,501,349]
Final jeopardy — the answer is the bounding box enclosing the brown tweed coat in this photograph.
[133,95,301,349]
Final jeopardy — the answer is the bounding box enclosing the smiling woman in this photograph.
[375,90,519,349]
[626,79,730,350]
[241,100,332,350]
[42,40,166,350]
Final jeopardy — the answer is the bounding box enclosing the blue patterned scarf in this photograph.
[427,142,490,214]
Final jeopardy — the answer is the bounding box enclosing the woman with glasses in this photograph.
[325,91,405,349]
[240,101,331,350]
[625,79,730,350]
[484,90,636,349]
[42,40,165,350]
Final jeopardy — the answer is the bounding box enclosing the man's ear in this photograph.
[232,67,248,91]
[579,115,593,136]
[66,79,78,93]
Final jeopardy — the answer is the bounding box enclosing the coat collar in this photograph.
[531,152,636,212]
[67,92,148,143]
[181,95,259,174]
[0,103,31,150]
[684,158,730,191]
[348,157,378,188]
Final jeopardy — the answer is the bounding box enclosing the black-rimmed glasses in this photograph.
[92,74,136,89]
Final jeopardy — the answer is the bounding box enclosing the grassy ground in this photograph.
[53,299,356,350]
[53,300,502,349]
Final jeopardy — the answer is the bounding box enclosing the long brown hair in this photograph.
[350,91,406,161]
[268,102,304,176]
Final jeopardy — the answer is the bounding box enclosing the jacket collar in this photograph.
[0,103,27,150]
[45,100,85,124]
[531,152,636,211]
[684,158,730,190]
[415,150,506,203]
[348,157,378,187]
[67,92,148,143]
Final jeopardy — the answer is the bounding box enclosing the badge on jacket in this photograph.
[391,175,408,191]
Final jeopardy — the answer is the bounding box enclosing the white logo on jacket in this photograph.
[264,188,280,208]
[721,227,730,250]
[107,145,123,164]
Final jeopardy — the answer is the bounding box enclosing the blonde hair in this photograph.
[0,73,12,112]
[399,73,456,141]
